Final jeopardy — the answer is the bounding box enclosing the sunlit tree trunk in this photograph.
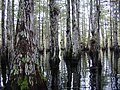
[45,0,51,88]
[6,0,12,81]
[71,0,79,57]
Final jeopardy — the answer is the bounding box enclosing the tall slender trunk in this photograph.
[76,0,80,50]
[88,0,91,48]
[1,0,6,86]
[12,0,14,49]
[49,0,60,62]
[90,0,94,35]
[113,1,118,50]
[6,0,12,81]
[66,0,72,55]
[96,0,100,49]
[110,0,113,48]
[1,0,6,48]
[49,0,60,89]
[71,0,79,57]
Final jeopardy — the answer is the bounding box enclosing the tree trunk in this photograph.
[96,0,100,49]
[110,0,113,49]
[65,0,72,59]
[113,1,118,51]
[76,0,80,50]
[49,0,60,89]
[8,0,47,90]
[1,0,6,86]
[71,0,79,57]
[1,0,6,48]
[12,0,14,49]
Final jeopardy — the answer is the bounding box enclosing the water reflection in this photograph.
[89,61,102,90]
[65,56,81,90]
[112,51,119,90]
[44,50,120,90]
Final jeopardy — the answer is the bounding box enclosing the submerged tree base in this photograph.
[4,68,48,90]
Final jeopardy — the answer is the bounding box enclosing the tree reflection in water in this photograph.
[42,50,120,90]
[89,49,102,90]
[65,56,81,90]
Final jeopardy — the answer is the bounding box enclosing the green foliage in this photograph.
[39,70,47,81]
[17,76,29,90]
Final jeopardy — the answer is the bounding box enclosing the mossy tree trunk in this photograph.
[8,0,47,90]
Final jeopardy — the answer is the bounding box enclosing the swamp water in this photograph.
[0,50,120,90]
[44,50,120,90]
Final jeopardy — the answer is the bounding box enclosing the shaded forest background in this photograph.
[0,0,120,90]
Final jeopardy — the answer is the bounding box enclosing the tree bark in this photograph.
[8,0,47,89]
[49,0,60,89]
[71,0,78,57]
[113,1,118,51]
[1,0,6,86]
[66,0,72,51]
[1,0,6,48]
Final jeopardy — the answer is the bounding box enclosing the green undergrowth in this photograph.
[38,69,47,81]
[17,76,29,90]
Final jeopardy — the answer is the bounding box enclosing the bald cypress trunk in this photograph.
[113,1,118,51]
[49,0,60,89]
[8,0,47,90]
[49,0,60,64]
[71,0,77,56]
[1,0,6,48]
[1,0,7,86]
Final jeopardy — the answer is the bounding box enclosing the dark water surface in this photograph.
[44,50,120,90]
